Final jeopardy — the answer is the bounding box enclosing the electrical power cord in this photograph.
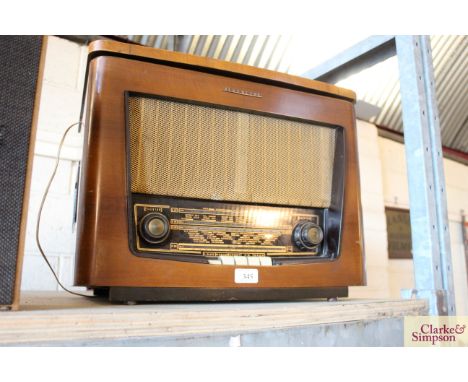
[35,121,95,298]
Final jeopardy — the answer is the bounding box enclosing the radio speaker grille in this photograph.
[128,97,336,208]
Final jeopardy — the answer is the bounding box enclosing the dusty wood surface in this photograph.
[0,292,427,345]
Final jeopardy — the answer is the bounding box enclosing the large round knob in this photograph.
[292,221,324,250]
[139,212,170,244]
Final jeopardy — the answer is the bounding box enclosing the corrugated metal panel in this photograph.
[117,35,467,154]
[120,35,295,73]
[336,35,467,153]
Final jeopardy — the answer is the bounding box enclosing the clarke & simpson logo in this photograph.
[404,317,468,347]
[411,323,466,345]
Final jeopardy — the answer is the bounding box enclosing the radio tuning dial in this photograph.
[139,212,170,244]
[293,221,324,250]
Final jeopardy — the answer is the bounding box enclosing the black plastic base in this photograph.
[107,286,348,303]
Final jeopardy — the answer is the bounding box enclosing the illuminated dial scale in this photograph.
[133,197,326,263]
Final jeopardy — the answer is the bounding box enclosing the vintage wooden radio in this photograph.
[74,40,365,302]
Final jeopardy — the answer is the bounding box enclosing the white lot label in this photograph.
[235,268,259,284]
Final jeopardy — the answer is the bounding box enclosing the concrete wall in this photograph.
[21,36,468,313]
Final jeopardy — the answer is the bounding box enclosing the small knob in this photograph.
[139,212,170,244]
[293,221,323,250]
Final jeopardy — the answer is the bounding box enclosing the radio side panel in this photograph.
[75,55,365,289]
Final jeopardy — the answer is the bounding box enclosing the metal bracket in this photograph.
[401,289,452,315]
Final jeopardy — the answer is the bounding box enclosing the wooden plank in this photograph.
[0,292,427,345]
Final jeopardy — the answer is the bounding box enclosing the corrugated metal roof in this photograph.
[335,35,467,153]
[121,35,295,73]
[119,35,467,154]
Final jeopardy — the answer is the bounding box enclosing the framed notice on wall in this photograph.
[385,207,413,259]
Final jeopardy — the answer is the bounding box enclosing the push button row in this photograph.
[208,256,272,266]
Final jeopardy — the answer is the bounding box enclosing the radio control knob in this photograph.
[139,212,170,244]
[293,221,323,250]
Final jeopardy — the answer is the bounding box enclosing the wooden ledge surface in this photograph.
[0,292,427,345]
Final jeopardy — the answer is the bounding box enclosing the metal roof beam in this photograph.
[302,35,396,84]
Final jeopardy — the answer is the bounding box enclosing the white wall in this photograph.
[21,37,468,312]
[349,120,390,298]
[378,137,468,314]
[350,120,468,314]
[21,36,87,291]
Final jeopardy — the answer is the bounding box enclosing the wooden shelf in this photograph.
[0,292,427,346]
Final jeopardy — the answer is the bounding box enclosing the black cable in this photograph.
[35,122,95,298]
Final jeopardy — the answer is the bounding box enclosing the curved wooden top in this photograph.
[88,40,356,102]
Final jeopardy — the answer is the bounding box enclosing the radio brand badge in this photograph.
[224,87,262,98]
